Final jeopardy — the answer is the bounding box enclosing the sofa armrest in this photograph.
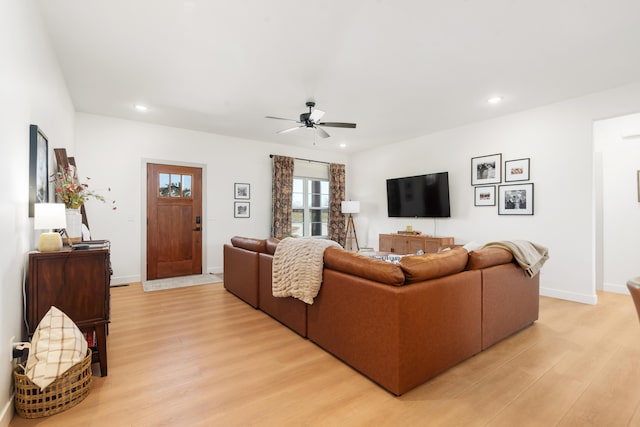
[466,247,513,270]
[223,244,260,308]
[230,236,267,253]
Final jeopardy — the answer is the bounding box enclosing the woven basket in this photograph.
[14,349,92,419]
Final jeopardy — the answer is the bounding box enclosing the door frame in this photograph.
[140,158,207,282]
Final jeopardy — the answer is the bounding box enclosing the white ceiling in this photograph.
[36,0,640,152]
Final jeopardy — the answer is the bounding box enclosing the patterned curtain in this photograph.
[328,163,346,246]
[271,155,294,238]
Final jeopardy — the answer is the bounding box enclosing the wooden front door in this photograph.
[147,163,203,280]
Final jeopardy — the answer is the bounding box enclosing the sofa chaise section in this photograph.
[307,247,482,396]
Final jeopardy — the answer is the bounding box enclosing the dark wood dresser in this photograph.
[26,243,111,376]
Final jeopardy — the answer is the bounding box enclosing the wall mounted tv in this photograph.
[386,172,451,218]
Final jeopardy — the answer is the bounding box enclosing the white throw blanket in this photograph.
[272,237,341,304]
[483,240,549,278]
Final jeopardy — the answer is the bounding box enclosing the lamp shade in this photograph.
[34,203,66,230]
[341,201,360,214]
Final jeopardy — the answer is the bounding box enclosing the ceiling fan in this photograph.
[266,101,356,139]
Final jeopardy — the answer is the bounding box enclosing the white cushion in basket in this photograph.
[25,306,88,390]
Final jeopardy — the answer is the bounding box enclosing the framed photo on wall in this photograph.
[471,153,502,185]
[498,183,534,215]
[474,186,496,206]
[28,124,49,217]
[234,201,250,218]
[234,183,250,199]
[505,158,530,182]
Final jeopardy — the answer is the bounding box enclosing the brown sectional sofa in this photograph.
[223,236,540,395]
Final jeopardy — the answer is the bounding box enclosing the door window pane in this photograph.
[170,174,181,197]
[182,175,192,197]
[159,173,170,197]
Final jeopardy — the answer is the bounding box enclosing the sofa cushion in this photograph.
[231,236,267,253]
[399,247,468,283]
[265,237,280,255]
[465,247,513,270]
[323,247,405,286]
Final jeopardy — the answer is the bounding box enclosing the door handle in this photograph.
[193,227,201,231]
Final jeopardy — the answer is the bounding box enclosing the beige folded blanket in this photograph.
[483,240,549,278]
[272,237,341,304]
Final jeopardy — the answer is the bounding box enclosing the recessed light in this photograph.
[339,143,347,148]
[487,96,503,105]
[134,104,148,112]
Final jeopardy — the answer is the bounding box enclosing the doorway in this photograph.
[146,163,203,280]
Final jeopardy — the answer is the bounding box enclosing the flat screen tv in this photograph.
[386,172,451,218]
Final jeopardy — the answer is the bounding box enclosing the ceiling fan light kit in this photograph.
[266,101,356,139]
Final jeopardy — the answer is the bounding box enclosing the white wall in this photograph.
[0,1,75,425]
[594,113,640,294]
[74,113,349,283]
[349,83,640,305]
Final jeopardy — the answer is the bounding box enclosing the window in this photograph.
[291,177,329,237]
[158,173,192,197]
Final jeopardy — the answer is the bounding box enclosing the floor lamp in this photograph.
[341,201,360,251]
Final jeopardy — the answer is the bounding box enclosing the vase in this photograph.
[65,208,82,244]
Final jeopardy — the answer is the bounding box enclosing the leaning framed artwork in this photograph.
[234,183,250,199]
[471,153,502,185]
[234,201,250,218]
[498,183,534,215]
[474,186,496,206]
[505,158,530,182]
[28,124,49,217]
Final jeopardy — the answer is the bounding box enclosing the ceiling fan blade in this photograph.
[315,126,330,138]
[265,116,299,122]
[309,109,325,123]
[277,126,305,135]
[318,122,357,129]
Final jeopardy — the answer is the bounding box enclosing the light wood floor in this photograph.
[10,282,640,427]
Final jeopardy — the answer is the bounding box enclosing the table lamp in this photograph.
[34,203,66,252]
[341,201,360,251]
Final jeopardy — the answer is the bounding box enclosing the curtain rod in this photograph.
[269,154,330,165]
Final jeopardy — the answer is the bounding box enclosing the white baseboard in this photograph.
[540,286,598,305]
[1,396,14,427]
[110,274,140,285]
[603,282,631,295]
[208,267,223,275]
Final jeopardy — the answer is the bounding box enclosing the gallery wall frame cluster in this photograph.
[234,183,250,218]
[471,153,534,215]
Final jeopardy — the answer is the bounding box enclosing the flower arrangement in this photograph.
[52,165,116,210]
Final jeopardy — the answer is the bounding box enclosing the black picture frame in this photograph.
[234,201,250,218]
[234,183,250,199]
[498,183,534,215]
[505,158,531,182]
[29,124,49,217]
[474,185,496,206]
[471,153,502,185]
